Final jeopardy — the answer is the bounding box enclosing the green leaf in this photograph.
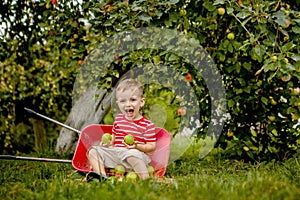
[261,97,268,105]
[236,11,251,19]
[227,7,234,15]
[228,99,235,107]
[272,10,289,27]
[271,129,278,136]
[203,1,216,12]
[138,13,152,22]
[243,63,251,71]
[213,0,225,5]
[281,41,296,52]
[292,26,300,34]
[168,0,180,4]
[250,45,266,62]
[290,55,300,62]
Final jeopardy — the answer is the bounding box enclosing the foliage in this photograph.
[0,0,299,161]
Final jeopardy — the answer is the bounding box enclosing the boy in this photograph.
[87,78,156,180]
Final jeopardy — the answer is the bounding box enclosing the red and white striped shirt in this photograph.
[112,114,156,148]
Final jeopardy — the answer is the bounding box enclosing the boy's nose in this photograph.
[125,100,131,106]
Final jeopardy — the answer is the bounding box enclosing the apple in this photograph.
[218,8,225,15]
[268,116,276,121]
[180,9,187,16]
[284,58,289,63]
[270,56,277,61]
[185,73,192,82]
[115,165,126,175]
[147,165,155,176]
[78,60,83,65]
[177,108,186,116]
[101,133,112,144]
[115,54,121,61]
[243,146,249,151]
[124,134,134,145]
[126,171,138,182]
[271,99,277,105]
[227,131,234,137]
[104,4,112,12]
[52,0,57,5]
[227,33,235,40]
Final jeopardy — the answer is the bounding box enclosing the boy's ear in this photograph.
[141,97,146,107]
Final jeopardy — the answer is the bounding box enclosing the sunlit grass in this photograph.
[1,152,299,200]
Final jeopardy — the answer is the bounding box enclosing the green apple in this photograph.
[124,134,134,145]
[115,165,126,175]
[101,133,112,144]
[227,33,235,40]
[147,165,155,176]
[270,55,277,61]
[126,171,138,182]
[268,116,276,121]
[218,7,225,15]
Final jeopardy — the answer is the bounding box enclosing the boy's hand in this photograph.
[123,141,137,149]
[100,141,113,148]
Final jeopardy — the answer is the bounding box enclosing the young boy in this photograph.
[87,78,157,180]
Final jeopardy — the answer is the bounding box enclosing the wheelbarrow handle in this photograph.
[24,107,81,135]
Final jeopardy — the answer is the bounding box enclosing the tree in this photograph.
[1,0,299,161]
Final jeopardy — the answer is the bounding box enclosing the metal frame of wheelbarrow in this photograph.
[0,108,79,164]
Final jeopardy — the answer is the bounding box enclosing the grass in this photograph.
[1,152,299,200]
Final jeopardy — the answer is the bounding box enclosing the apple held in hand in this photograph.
[124,134,135,145]
[102,133,112,144]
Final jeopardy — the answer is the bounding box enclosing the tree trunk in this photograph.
[55,88,112,154]
[29,118,47,151]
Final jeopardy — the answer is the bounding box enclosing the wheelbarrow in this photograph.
[0,108,171,177]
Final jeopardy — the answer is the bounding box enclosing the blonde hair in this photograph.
[116,78,143,96]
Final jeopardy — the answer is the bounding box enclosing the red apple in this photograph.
[104,4,112,12]
[177,108,186,116]
[115,55,121,61]
[185,73,192,82]
[52,0,57,5]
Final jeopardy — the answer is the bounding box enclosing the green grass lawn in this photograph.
[1,154,299,200]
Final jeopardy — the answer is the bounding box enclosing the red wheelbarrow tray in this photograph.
[72,124,171,177]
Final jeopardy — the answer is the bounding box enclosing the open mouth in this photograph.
[125,109,134,117]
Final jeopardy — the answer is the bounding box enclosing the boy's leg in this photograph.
[126,156,149,179]
[87,148,106,176]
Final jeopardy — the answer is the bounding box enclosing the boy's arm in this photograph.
[125,142,156,153]
[110,133,115,146]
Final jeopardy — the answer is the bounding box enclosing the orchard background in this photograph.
[0,0,299,161]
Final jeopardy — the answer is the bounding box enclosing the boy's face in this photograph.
[116,87,145,120]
